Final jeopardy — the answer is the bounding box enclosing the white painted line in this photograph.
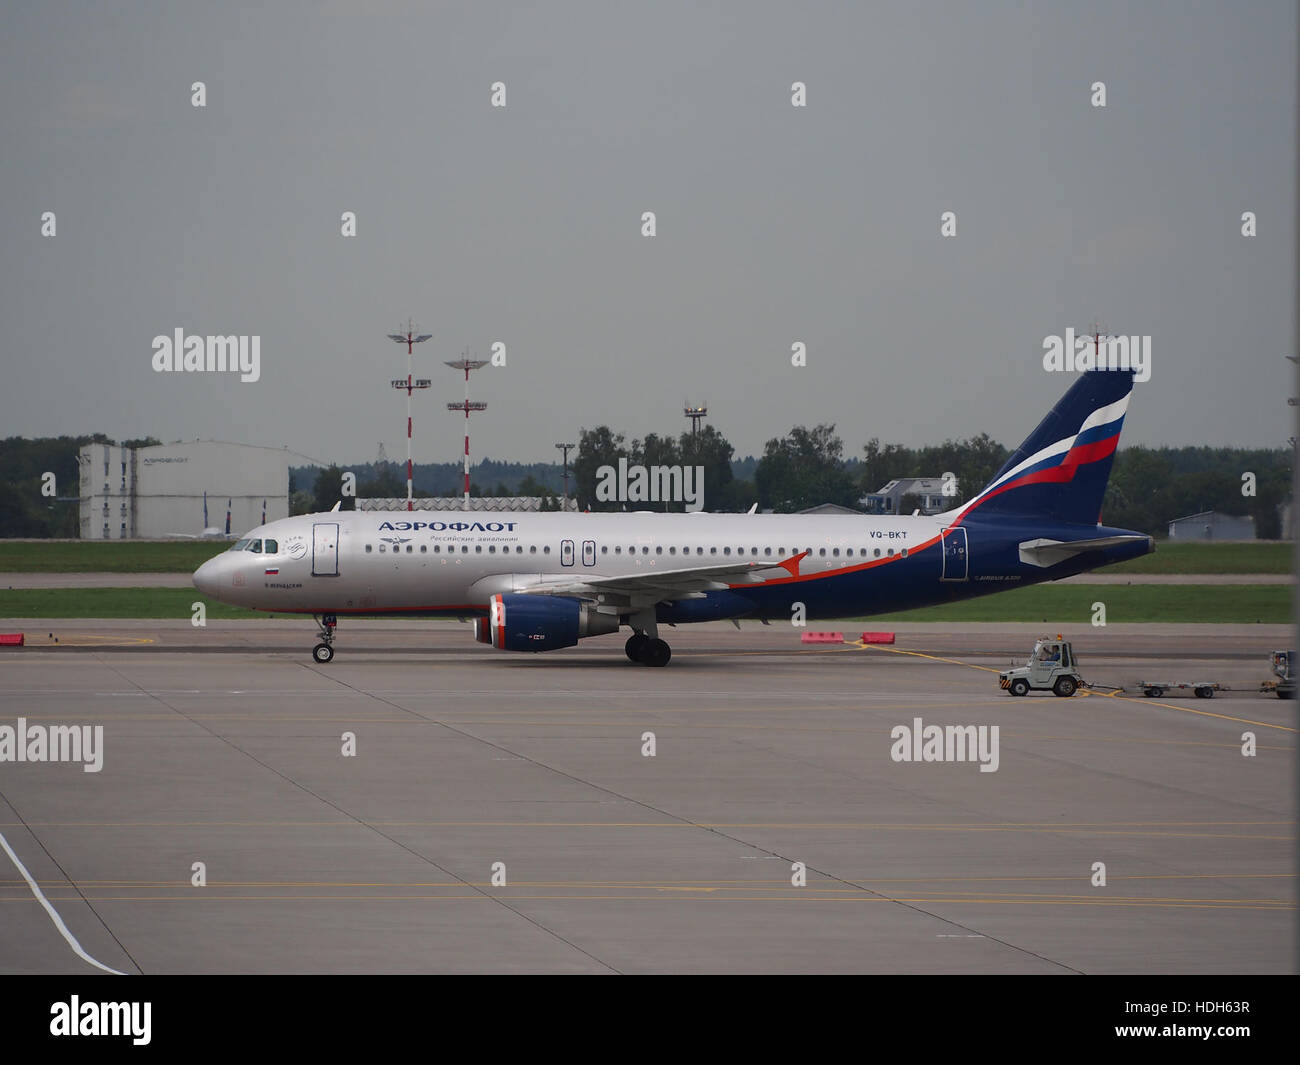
[0,829,125,975]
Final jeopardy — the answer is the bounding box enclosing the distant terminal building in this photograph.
[79,441,305,539]
[356,496,578,513]
[862,477,953,516]
[1166,510,1256,541]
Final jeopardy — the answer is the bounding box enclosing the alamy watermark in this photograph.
[1042,328,1150,382]
[595,458,704,511]
[151,328,260,382]
[890,717,999,773]
[0,718,103,772]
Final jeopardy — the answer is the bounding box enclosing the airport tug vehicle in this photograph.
[999,637,1083,697]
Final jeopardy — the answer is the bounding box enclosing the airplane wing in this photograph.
[1019,535,1152,568]
[517,554,805,609]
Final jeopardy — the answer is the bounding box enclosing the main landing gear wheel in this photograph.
[639,638,671,667]
[312,613,337,663]
[625,633,648,662]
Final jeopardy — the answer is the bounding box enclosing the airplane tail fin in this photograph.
[955,369,1134,526]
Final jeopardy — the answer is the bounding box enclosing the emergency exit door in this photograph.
[940,526,968,581]
[312,522,339,576]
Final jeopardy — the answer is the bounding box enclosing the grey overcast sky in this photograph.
[1,1,1295,468]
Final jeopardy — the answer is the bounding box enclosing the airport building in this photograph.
[78,441,304,539]
[1166,509,1256,541]
[861,477,953,515]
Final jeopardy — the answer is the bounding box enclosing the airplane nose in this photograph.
[193,558,219,596]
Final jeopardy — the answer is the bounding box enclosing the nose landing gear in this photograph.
[312,614,337,663]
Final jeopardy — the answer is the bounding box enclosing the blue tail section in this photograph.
[958,370,1135,526]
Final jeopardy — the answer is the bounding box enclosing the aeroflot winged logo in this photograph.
[379,520,519,532]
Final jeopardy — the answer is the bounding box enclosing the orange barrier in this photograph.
[861,632,895,644]
[0,633,25,646]
[800,632,844,643]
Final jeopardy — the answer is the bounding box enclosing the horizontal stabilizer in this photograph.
[1018,535,1152,568]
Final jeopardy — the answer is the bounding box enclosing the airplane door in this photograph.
[582,540,595,566]
[940,526,968,581]
[312,522,339,577]
[561,539,575,567]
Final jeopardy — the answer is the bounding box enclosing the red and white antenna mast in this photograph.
[445,351,489,507]
[387,319,433,511]
[1078,319,1116,365]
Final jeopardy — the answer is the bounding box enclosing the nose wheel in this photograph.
[312,614,337,663]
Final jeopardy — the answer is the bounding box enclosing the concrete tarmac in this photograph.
[0,620,1292,973]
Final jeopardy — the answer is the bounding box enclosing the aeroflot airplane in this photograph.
[193,369,1151,666]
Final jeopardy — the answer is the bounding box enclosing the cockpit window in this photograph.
[263,539,277,554]
[245,539,263,552]
[231,539,250,551]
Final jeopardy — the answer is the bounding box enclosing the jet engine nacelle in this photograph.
[481,593,619,652]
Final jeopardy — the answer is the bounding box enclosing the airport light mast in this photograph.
[387,320,433,511]
[684,404,708,437]
[555,442,575,509]
[445,352,489,507]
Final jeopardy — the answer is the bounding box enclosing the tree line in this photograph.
[0,434,1291,538]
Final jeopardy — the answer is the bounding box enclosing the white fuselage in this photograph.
[193,508,952,617]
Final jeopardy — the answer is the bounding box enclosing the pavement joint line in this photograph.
[304,667,1087,974]
[92,654,623,975]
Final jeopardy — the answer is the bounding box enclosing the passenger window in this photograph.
[544,546,551,554]
[434,545,440,553]
[764,548,771,556]
[846,549,853,557]
[529,546,536,553]
[379,544,386,553]
[615,546,622,554]
[819,548,826,557]
[489,546,496,553]
[642,546,649,554]
[406,545,413,553]
[669,547,676,555]
[710,547,717,555]
[901,548,908,558]
[887,548,894,556]
[833,548,840,557]
[874,548,881,557]
[475,545,482,553]
[420,545,427,553]
[602,545,609,554]
[365,544,372,553]
[723,547,731,555]
[655,546,662,554]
